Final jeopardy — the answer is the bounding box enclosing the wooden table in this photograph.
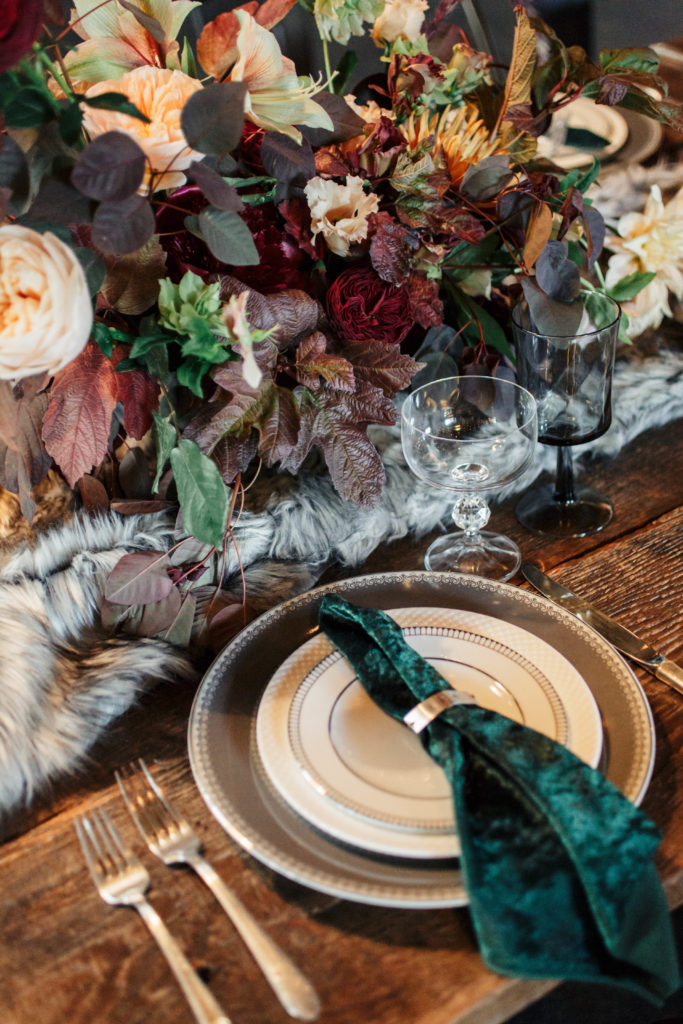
[0,393,681,1024]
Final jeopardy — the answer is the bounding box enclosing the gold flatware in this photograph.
[522,562,683,696]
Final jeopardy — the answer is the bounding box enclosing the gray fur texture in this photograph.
[1,342,682,815]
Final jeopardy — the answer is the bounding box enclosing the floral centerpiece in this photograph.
[0,0,681,636]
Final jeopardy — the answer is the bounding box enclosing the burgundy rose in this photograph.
[156,185,310,293]
[0,0,44,73]
[326,266,412,345]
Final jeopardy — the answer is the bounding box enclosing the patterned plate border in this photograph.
[187,571,654,909]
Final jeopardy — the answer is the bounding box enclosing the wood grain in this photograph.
[0,413,681,1024]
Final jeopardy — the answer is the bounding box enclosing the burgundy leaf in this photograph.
[119,446,151,498]
[71,132,146,201]
[300,91,365,147]
[186,161,244,211]
[369,212,416,285]
[92,194,156,254]
[535,240,581,302]
[295,332,355,392]
[211,432,259,483]
[42,344,119,487]
[342,340,422,396]
[113,348,160,439]
[181,82,247,158]
[110,498,176,514]
[315,416,386,507]
[139,587,183,636]
[79,474,110,512]
[260,132,315,202]
[0,380,51,521]
[104,551,174,606]
[255,386,300,466]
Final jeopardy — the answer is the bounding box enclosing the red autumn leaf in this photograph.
[0,377,51,521]
[254,0,299,28]
[113,345,160,439]
[342,340,422,396]
[79,474,110,513]
[255,385,300,466]
[369,211,416,286]
[295,332,355,392]
[404,273,444,329]
[42,344,119,488]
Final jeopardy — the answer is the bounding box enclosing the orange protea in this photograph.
[403,104,510,186]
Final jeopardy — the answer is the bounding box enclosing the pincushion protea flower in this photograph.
[403,104,510,185]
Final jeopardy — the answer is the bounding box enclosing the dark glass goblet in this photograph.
[512,293,621,537]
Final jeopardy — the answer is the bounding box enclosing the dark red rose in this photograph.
[155,185,310,293]
[0,0,43,73]
[326,266,412,345]
[239,121,266,174]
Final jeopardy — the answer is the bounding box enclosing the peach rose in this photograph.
[0,226,93,380]
[83,66,205,192]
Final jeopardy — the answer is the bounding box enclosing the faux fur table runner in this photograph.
[1,344,682,816]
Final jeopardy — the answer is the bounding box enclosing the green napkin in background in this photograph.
[318,593,680,1004]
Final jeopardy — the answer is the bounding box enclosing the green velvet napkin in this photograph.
[318,593,680,1004]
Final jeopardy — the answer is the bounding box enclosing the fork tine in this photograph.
[74,814,104,886]
[139,759,184,829]
[117,763,170,839]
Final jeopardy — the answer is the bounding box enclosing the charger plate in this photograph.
[255,607,603,860]
[188,572,655,909]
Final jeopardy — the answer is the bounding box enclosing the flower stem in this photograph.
[322,37,333,85]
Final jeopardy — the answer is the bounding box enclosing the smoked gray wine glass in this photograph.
[401,376,537,581]
[512,293,620,537]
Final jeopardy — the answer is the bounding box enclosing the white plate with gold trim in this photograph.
[188,572,654,909]
[255,607,602,859]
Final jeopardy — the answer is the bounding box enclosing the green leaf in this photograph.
[129,331,171,359]
[177,355,210,396]
[4,87,56,128]
[332,51,358,95]
[574,157,602,194]
[92,322,115,358]
[584,290,620,330]
[81,92,151,124]
[189,207,259,265]
[170,439,229,548]
[58,102,84,146]
[74,247,106,298]
[607,270,656,302]
[599,47,659,75]
[151,412,177,493]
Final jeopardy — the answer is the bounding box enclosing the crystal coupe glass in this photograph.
[401,376,537,581]
[512,293,621,537]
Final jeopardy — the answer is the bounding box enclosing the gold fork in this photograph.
[116,760,320,1021]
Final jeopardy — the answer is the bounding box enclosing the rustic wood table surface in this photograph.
[0,395,681,1024]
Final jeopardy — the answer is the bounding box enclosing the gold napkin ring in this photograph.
[403,689,477,734]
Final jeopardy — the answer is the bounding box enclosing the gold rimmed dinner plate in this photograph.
[187,572,655,909]
[255,607,603,861]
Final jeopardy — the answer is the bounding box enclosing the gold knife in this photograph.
[521,562,683,697]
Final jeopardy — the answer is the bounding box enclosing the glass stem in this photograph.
[452,494,490,540]
[554,445,576,505]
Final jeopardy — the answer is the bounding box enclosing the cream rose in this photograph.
[372,0,428,45]
[83,66,205,192]
[304,175,380,257]
[0,225,93,380]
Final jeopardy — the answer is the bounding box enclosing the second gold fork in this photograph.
[116,759,320,1022]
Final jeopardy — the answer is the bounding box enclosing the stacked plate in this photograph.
[537,96,662,170]
[188,572,655,909]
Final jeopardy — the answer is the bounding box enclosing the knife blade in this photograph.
[521,562,683,697]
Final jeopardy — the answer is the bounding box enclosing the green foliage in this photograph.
[170,439,230,549]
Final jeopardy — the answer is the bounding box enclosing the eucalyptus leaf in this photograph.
[71,132,146,201]
[181,82,247,158]
[520,278,585,341]
[152,412,178,494]
[170,439,229,548]
[536,241,581,302]
[104,551,174,606]
[74,246,106,297]
[196,207,259,265]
